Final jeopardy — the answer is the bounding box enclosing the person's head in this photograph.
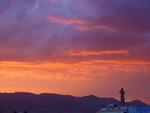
[121,88,124,91]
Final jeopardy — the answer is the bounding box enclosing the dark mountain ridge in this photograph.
[0,92,149,113]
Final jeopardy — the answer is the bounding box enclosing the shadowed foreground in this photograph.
[0,92,149,113]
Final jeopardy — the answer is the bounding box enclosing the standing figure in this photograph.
[119,88,125,105]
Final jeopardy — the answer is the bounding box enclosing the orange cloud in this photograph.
[67,50,129,56]
[48,16,115,31]
[0,59,150,80]
[0,61,91,80]
[80,59,150,65]
[48,16,86,25]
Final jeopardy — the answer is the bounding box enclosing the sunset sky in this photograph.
[0,0,150,104]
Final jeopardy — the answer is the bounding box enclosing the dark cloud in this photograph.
[0,0,150,63]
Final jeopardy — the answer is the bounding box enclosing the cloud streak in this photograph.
[48,16,115,31]
[67,50,128,56]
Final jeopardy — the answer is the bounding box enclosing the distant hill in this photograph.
[0,92,149,113]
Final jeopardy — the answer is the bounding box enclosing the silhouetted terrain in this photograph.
[0,92,149,113]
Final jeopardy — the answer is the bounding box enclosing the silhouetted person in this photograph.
[119,88,125,105]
